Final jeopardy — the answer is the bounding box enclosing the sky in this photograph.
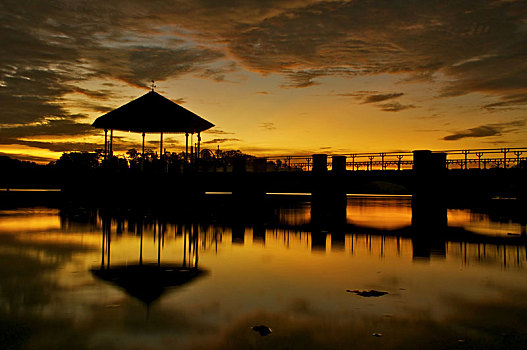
[0,0,526,163]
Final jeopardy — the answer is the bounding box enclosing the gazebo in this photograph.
[92,89,214,163]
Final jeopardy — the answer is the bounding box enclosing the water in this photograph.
[1,196,527,349]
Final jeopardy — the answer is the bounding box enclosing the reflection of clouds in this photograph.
[0,226,95,316]
[190,290,527,349]
[1,205,527,349]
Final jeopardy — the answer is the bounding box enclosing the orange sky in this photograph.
[1,1,526,163]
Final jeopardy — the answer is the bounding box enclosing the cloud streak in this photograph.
[379,102,415,112]
[260,122,276,131]
[363,93,404,104]
[337,91,412,112]
[443,120,525,141]
[202,138,240,145]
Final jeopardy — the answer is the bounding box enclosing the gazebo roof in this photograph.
[92,91,214,133]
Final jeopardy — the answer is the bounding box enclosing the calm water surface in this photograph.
[1,196,527,349]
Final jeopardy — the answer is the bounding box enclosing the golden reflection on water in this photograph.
[347,196,412,229]
[0,208,60,232]
[0,200,527,350]
[448,209,523,236]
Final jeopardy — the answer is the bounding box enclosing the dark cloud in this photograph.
[68,100,113,113]
[0,152,55,163]
[363,93,404,104]
[260,122,276,130]
[172,97,187,105]
[379,102,416,112]
[96,46,224,88]
[71,87,113,100]
[336,91,378,98]
[225,0,527,103]
[0,138,149,154]
[2,140,102,153]
[337,90,403,99]
[281,67,355,88]
[281,70,324,88]
[443,120,525,140]
[198,62,238,82]
[1,0,527,153]
[483,94,527,111]
[0,120,99,154]
[0,120,150,154]
[0,0,225,129]
[202,138,240,145]
[336,91,411,111]
[204,128,235,135]
[0,120,96,139]
[146,138,180,147]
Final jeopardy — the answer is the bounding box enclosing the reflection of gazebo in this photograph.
[92,89,214,162]
[91,215,205,307]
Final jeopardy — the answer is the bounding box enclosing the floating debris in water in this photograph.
[372,333,383,337]
[252,325,272,336]
[346,289,388,297]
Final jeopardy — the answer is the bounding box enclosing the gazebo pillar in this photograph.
[104,129,108,160]
[141,132,145,172]
[159,132,164,173]
[190,133,194,164]
[185,132,189,163]
[159,132,163,159]
[110,129,113,156]
[197,132,201,160]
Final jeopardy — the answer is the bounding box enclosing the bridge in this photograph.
[239,147,527,172]
[53,147,526,204]
[2,146,526,223]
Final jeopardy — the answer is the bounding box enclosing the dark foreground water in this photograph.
[1,196,527,349]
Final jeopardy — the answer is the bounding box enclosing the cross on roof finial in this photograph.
[151,80,156,91]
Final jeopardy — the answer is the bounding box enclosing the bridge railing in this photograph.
[441,148,526,170]
[260,147,527,172]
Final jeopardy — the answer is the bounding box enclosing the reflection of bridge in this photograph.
[61,207,527,272]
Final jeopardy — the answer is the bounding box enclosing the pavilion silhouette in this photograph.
[92,88,214,163]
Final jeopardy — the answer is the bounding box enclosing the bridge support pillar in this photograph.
[312,154,328,173]
[332,155,346,173]
[311,153,347,227]
[412,150,448,231]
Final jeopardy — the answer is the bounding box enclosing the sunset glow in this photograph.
[1,1,526,162]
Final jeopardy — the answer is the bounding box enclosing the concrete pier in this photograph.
[312,154,328,173]
[311,154,347,227]
[332,155,346,174]
[412,150,447,229]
